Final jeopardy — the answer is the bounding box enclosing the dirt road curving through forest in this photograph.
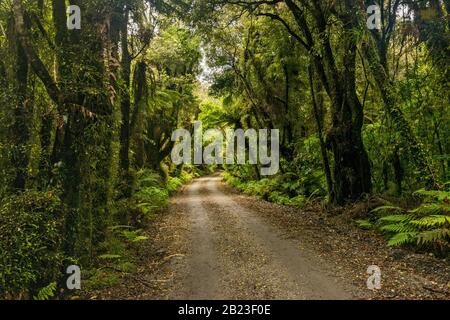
[91,174,450,300]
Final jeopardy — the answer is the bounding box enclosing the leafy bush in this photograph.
[0,190,66,298]
[124,170,169,222]
[136,170,162,189]
[167,177,183,194]
[135,186,169,214]
[115,168,196,228]
[223,172,320,208]
[97,226,149,262]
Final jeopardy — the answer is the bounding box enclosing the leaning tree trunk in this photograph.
[314,1,372,205]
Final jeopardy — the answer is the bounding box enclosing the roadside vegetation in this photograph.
[0,0,448,299]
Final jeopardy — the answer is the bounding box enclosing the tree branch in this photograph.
[13,0,62,105]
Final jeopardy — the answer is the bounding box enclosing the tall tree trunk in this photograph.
[11,38,29,190]
[119,7,131,176]
[393,146,403,196]
[280,0,372,204]
[37,111,53,188]
[327,96,372,204]
[361,1,440,188]
[309,65,333,199]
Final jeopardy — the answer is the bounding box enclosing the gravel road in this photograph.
[86,174,450,300]
[168,176,359,300]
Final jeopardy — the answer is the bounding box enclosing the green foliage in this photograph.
[87,166,197,292]
[355,219,374,230]
[167,177,184,194]
[98,254,122,260]
[121,229,149,243]
[414,189,450,202]
[166,169,196,194]
[0,190,66,298]
[1,0,449,298]
[82,269,120,291]
[223,172,318,208]
[135,186,169,215]
[387,232,419,247]
[370,206,406,215]
[33,282,57,301]
[132,170,170,219]
[367,188,450,251]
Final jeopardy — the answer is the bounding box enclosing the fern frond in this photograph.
[387,232,418,247]
[409,203,450,216]
[380,223,416,233]
[356,219,373,230]
[379,214,415,223]
[372,190,450,248]
[98,254,121,260]
[413,189,450,202]
[370,206,404,215]
[34,282,57,300]
[411,215,450,227]
[417,229,450,245]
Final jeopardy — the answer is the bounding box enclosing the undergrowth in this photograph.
[80,166,204,296]
[223,171,324,208]
[357,185,450,256]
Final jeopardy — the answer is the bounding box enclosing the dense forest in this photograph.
[0,0,448,299]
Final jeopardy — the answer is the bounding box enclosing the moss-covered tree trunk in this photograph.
[119,6,131,176]
[11,36,29,191]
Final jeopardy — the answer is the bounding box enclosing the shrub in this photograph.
[135,186,169,213]
[167,177,183,194]
[133,170,169,216]
[223,172,320,208]
[0,190,66,298]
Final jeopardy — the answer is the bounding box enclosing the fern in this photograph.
[387,232,418,247]
[98,254,122,260]
[370,188,450,248]
[136,170,163,188]
[122,229,149,243]
[356,219,373,230]
[34,282,57,300]
[413,189,450,202]
[417,229,450,245]
[370,205,405,215]
[378,214,415,223]
[380,223,417,233]
[409,203,450,216]
[411,215,450,228]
